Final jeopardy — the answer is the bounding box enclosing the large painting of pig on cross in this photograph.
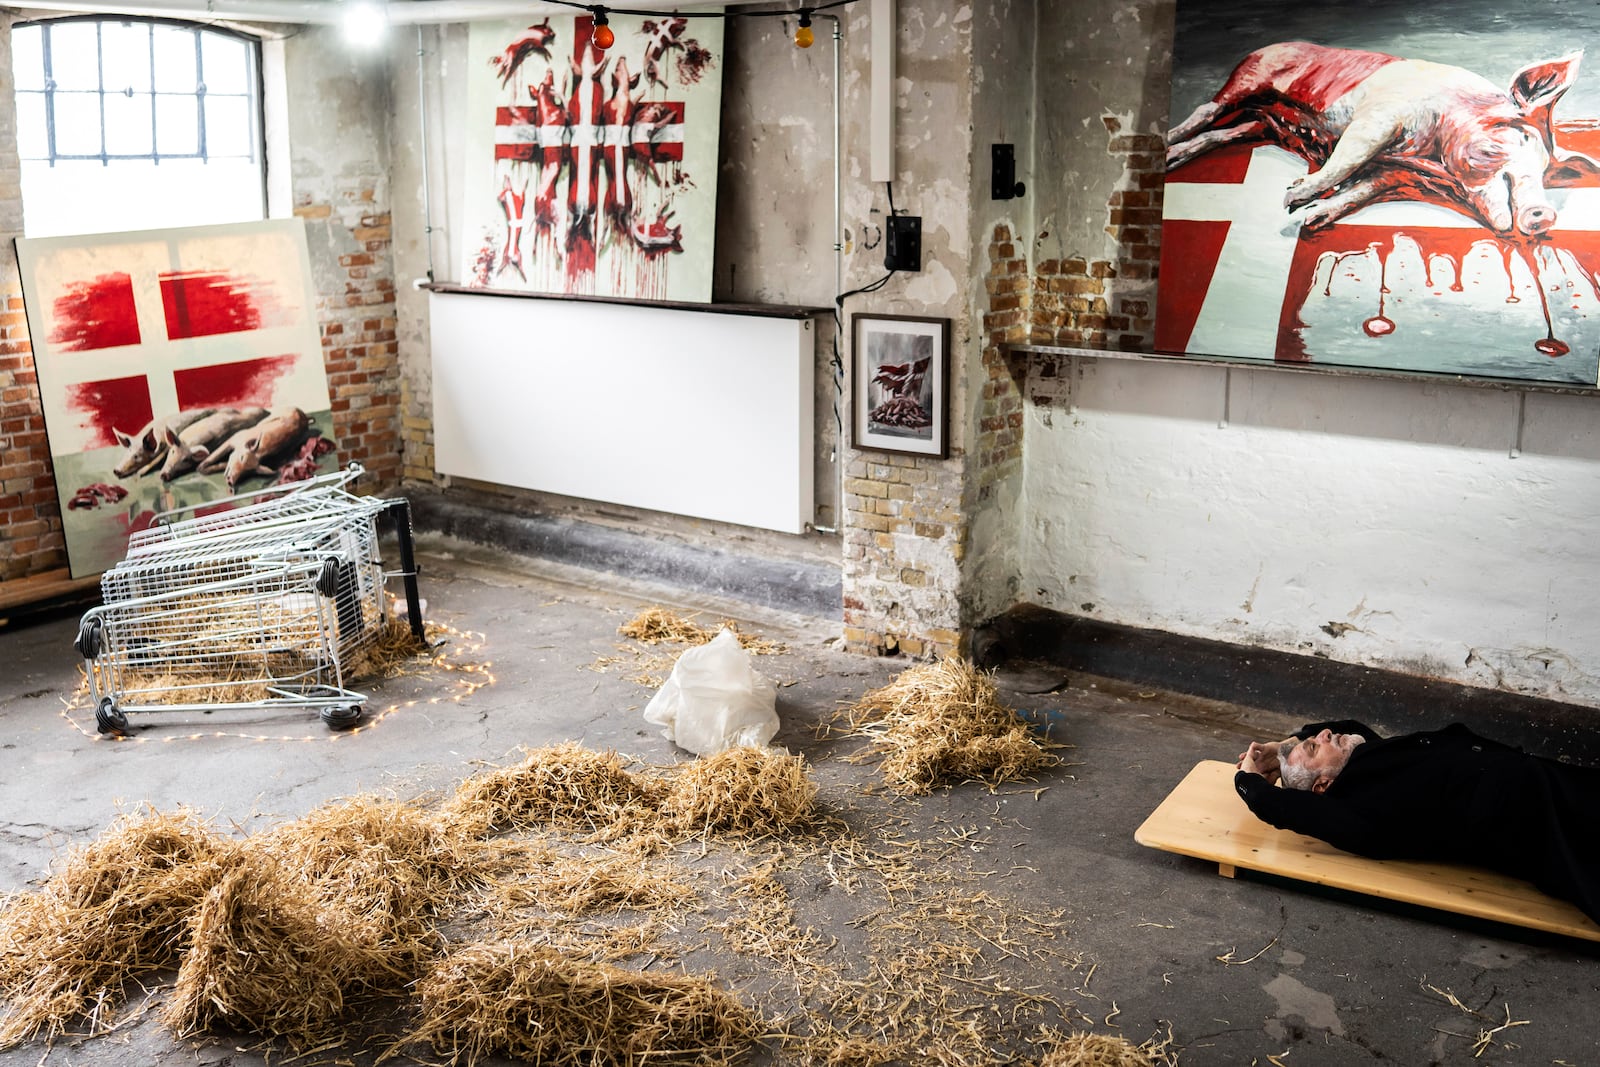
[460,12,723,301]
[17,220,337,578]
[1157,3,1600,385]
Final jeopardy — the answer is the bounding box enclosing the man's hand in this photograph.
[1237,740,1283,785]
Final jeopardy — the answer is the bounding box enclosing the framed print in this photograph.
[852,314,949,458]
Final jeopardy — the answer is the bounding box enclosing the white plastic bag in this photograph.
[643,628,778,755]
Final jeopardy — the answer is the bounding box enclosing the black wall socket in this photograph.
[885,215,922,271]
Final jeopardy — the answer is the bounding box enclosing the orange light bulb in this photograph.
[594,22,614,49]
[795,23,815,48]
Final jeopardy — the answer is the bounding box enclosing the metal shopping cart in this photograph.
[74,464,427,736]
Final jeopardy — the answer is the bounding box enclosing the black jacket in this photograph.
[1235,720,1600,923]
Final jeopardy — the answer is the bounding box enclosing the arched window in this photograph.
[11,16,266,237]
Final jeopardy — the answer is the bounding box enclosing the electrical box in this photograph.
[884,215,922,272]
[992,143,1025,200]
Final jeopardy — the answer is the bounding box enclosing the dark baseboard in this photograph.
[406,492,843,620]
[988,603,1600,765]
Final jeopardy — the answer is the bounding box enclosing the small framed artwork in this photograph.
[852,314,950,458]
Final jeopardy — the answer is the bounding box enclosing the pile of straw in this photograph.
[841,657,1058,794]
[0,808,232,1047]
[490,847,697,916]
[163,859,386,1044]
[619,607,787,656]
[1038,1032,1165,1067]
[410,940,758,1067]
[163,797,496,1046]
[445,742,661,838]
[344,616,440,681]
[659,747,818,838]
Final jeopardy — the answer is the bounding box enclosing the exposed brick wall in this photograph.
[0,286,62,582]
[0,17,64,583]
[973,223,1028,499]
[1029,115,1163,351]
[295,194,403,494]
[840,449,966,660]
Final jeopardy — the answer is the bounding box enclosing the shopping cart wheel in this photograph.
[95,698,129,737]
[317,558,340,598]
[321,704,363,730]
[75,617,103,659]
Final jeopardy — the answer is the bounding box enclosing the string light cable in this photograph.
[538,0,856,50]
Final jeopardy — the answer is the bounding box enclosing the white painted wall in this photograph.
[1020,355,1600,707]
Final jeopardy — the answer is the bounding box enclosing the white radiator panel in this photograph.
[430,291,816,534]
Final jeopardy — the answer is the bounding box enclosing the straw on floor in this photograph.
[840,657,1059,794]
[407,939,759,1067]
[0,807,232,1048]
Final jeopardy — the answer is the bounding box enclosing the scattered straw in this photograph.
[164,797,497,1046]
[0,807,232,1048]
[407,940,758,1067]
[838,658,1059,794]
[1039,1031,1164,1067]
[489,846,698,916]
[660,747,818,838]
[344,617,442,681]
[619,607,785,655]
[445,742,662,839]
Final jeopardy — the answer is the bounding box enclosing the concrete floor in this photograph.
[1,536,1597,1066]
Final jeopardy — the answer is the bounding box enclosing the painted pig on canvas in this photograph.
[1167,42,1600,234]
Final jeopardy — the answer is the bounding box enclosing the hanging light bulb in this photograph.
[592,7,615,50]
[794,9,815,48]
[341,0,389,48]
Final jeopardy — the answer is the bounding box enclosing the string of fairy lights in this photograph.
[535,0,859,49]
[59,618,496,745]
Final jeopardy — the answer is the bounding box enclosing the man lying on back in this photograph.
[1234,719,1600,924]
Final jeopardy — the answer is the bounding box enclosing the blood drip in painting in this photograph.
[48,273,141,352]
[1279,225,1600,362]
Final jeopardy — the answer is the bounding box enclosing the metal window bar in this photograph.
[21,17,260,166]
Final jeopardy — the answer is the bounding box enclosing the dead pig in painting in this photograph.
[1166,42,1600,236]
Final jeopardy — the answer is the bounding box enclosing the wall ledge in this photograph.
[423,283,829,320]
[1006,343,1600,398]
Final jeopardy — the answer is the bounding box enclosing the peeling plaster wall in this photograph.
[1034,0,1171,265]
[838,1,978,656]
[715,12,842,528]
[961,0,1035,625]
[1019,0,1600,707]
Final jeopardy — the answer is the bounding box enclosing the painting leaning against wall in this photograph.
[16,220,338,578]
[460,11,724,302]
[1155,1,1600,386]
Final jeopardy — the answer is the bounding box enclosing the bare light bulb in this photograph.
[341,0,388,47]
[593,10,614,49]
[795,13,814,48]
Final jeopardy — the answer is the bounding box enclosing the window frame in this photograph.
[13,14,265,182]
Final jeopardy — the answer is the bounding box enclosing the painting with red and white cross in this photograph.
[16,220,336,577]
[1156,1,1600,386]
[461,13,723,301]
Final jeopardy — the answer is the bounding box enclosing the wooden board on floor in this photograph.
[1135,760,1600,942]
[0,568,100,613]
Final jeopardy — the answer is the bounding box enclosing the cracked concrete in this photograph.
[0,538,1597,1066]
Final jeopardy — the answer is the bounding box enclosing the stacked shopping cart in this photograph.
[73,464,426,736]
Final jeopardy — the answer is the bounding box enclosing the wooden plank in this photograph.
[1135,760,1600,943]
[0,568,101,613]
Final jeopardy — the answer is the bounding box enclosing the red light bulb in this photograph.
[593,22,614,49]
